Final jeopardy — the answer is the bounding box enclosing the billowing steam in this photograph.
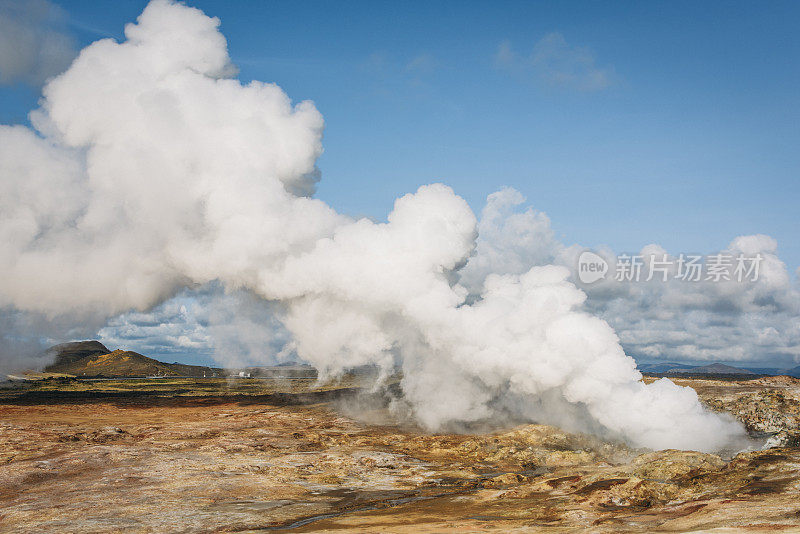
[0,0,746,451]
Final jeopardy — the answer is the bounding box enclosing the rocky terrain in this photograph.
[0,376,799,532]
[671,375,800,448]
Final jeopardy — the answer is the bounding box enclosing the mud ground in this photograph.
[1,376,799,533]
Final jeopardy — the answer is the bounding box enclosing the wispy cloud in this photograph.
[495,32,614,92]
[362,51,438,75]
[359,50,439,92]
[0,0,77,86]
[405,52,436,75]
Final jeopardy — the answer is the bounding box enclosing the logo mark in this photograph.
[577,250,608,284]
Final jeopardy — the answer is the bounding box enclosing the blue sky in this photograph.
[2,0,798,271]
[1,1,799,369]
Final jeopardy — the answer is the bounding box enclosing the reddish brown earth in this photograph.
[0,376,799,532]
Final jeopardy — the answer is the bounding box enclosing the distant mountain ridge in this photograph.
[639,360,800,378]
[43,341,317,378]
[783,366,800,378]
[636,362,695,374]
[668,363,755,375]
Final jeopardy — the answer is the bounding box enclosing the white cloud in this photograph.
[97,284,290,367]
[495,33,614,91]
[462,192,800,367]
[581,239,800,366]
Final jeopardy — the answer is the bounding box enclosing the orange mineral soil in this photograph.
[1,376,799,533]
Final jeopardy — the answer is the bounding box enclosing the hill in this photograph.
[667,363,755,375]
[637,362,695,374]
[45,340,110,368]
[46,349,182,377]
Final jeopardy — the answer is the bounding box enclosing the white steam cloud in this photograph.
[0,0,747,451]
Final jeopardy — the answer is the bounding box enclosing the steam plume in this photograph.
[0,0,746,451]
